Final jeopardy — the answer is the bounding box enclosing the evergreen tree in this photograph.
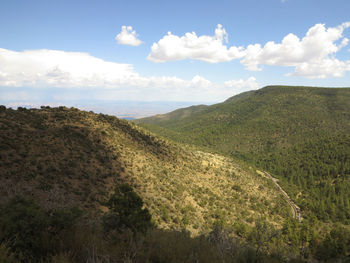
[103,184,153,234]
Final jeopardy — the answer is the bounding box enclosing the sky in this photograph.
[1,0,350,108]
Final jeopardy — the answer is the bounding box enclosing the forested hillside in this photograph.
[1,105,304,262]
[1,104,349,262]
[136,86,350,224]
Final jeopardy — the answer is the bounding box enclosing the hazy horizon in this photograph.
[0,99,213,119]
[1,0,350,108]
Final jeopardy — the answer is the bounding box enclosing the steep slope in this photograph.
[135,86,350,223]
[0,106,290,235]
[136,86,350,155]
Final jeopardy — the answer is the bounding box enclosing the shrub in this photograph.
[103,184,153,235]
[0,196,48,260]
[0,243,20,263]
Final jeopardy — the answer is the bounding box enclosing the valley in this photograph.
[136,85,350,225]
[1,86,350,262]
[2,1,350,261]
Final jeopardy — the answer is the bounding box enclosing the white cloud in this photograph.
[241,22,350,78]
[289,58,350,78]
[224,77,259,90]
[115,26,143,46]
[148,22,350,78]
[0,48,138,88]
[0,48,258,102]
[223,76,259,96]
[147,24,245,63]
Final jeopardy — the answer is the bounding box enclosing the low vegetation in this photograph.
[0,106,287,261]
[0,106,289,233]
[1,102,349,262]
[136,86,350,225]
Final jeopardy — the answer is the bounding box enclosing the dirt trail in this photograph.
[258,170,301,221]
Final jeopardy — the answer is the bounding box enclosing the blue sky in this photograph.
[1,0,350,106]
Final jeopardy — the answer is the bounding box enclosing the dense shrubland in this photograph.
[136,86,350,225]
[1,104,350,262]
[0,193,350,262]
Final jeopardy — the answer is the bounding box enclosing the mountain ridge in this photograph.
[0,105,290,235]
[1,100,350,261]
[135,85,350,224]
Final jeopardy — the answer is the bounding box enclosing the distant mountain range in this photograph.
[0,100,210,119]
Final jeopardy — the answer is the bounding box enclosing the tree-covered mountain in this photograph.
[0,105,304,262]
[136,86,350,224]
[0,105,291,233]
[1,104,350,262]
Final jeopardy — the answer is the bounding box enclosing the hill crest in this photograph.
[0,105,290,235]
[135,85,350,224]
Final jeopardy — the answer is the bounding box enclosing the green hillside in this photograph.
[1,105,349,262]
[136,86,350,224]
[0,105,306,262]
[0,105,293,233]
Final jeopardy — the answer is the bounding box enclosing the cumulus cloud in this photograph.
[148,22,350,78]
[115,26,143,46]
[0,48,258,102]
[148,24,245,63]
[289,58,350,78]
[0,48,138,88]
[224,77,259,90]
[222,76,259,96]
[241,22,350,78]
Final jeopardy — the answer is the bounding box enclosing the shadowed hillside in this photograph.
[0,105,289,234]
[1,105,350,262]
